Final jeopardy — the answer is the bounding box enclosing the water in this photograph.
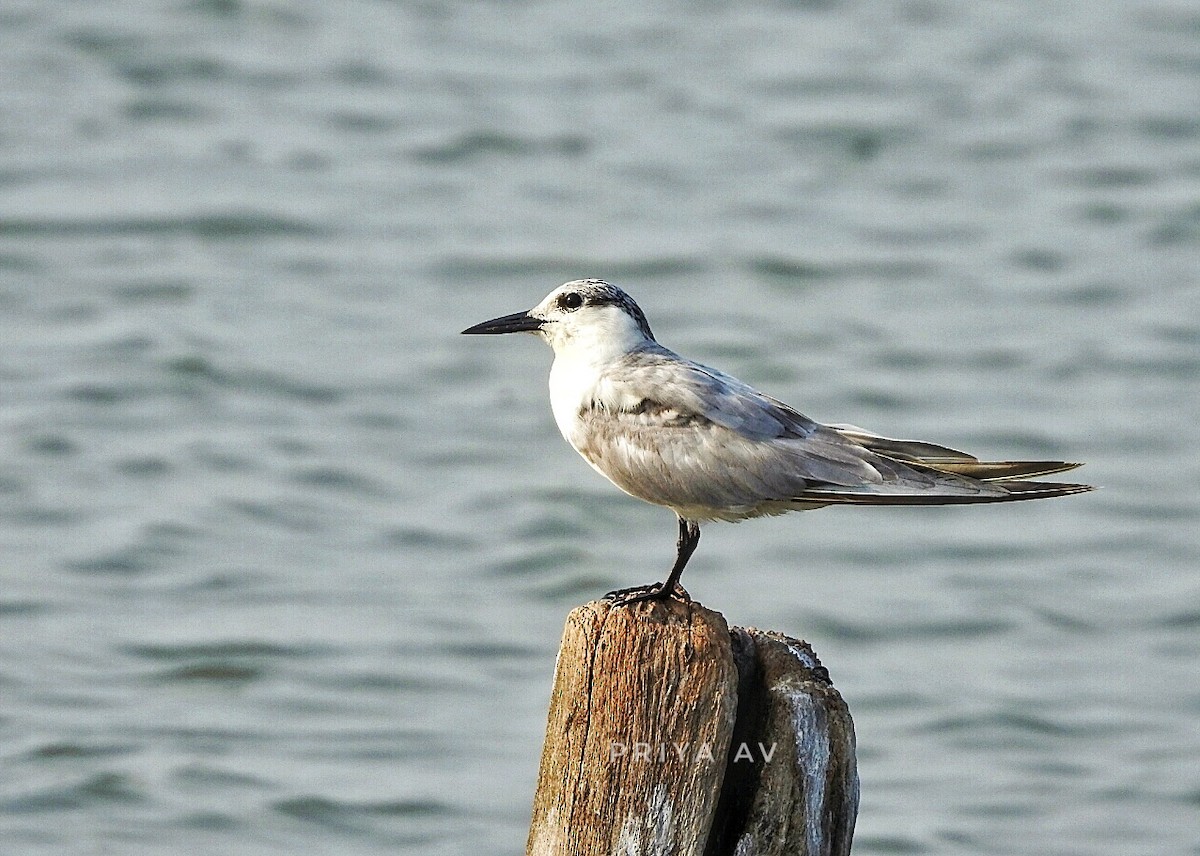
[1,1,1197,854]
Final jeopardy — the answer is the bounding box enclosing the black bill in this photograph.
[461,311,544,335]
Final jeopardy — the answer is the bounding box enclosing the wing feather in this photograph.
[828,423,1085,480]
[570,347,1091,521]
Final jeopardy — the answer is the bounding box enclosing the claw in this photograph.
[604,582,690,607]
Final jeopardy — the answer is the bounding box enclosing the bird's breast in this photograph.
[548,357,598,450]
[548,357,641,457]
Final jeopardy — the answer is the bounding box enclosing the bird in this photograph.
[462,279,1092,605]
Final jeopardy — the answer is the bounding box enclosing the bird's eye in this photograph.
[559,292,584,311]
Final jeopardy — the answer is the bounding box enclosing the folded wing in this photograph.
[585,349,1092,519]
[827,423,1085,480]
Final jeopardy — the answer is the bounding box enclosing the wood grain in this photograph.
[527,599,857,856]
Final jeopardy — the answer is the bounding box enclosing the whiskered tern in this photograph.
[463,279,1092,605]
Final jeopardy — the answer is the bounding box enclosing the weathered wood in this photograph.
[527,598,739,856]
[527,599,857,856]
[706,628,858,856]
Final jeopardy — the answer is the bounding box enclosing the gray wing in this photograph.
[610,349,896,482]
[584,350,987,512]
[609,348,818,441]
[578,348,1089,519]
[826,423,1085,480]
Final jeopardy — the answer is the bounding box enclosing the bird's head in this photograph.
[462,279,656,359]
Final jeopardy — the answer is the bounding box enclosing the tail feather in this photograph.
[917,460,1084,481]
[794,480,1094,506]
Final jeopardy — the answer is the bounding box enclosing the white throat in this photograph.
[544,306,651,450]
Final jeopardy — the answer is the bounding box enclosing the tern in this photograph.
[462,279,1092,605]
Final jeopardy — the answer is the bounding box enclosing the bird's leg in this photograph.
[661,518,700,596]
[605,517,700,606]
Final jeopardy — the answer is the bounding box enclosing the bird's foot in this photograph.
[604,581,690,607]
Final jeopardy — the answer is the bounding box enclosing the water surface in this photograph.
[1,2,1197,854]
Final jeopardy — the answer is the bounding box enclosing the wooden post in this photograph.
[527,598,858,856]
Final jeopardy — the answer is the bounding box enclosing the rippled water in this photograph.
[1,2,1198,854]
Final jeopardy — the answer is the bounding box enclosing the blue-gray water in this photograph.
[1,2,1197,854]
